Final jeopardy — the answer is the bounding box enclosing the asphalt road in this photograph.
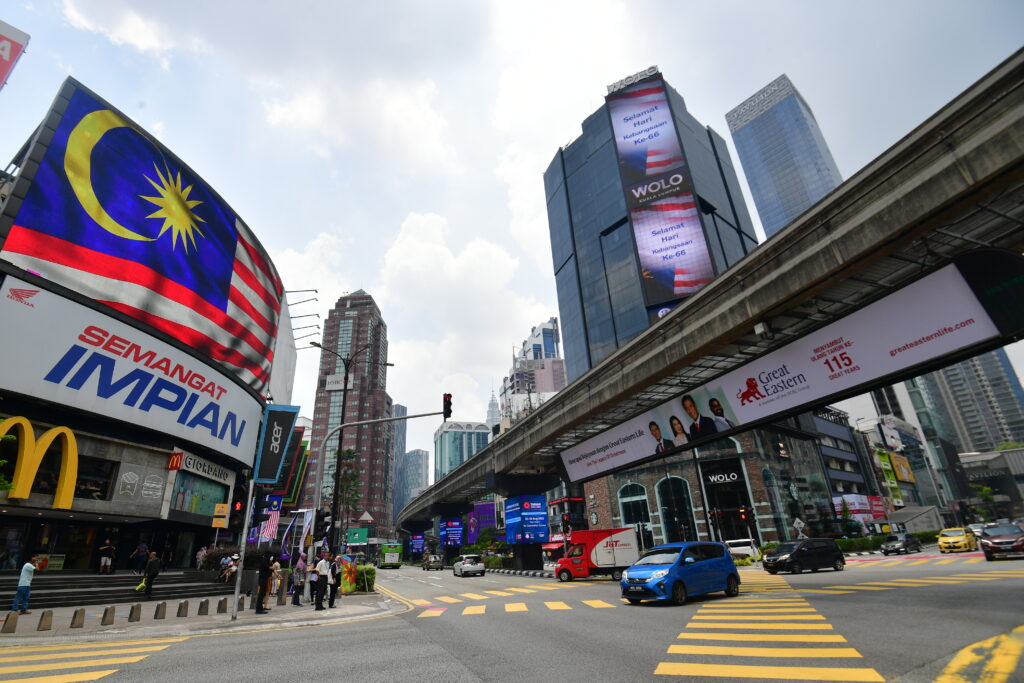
[2,552,1021,682]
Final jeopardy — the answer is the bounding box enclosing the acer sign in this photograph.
[560,253,1018,483]
[0,275,262,465]
[253,404,300,484]
[605,74,715,309]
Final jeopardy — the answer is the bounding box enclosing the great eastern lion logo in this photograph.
[736,378,765,405]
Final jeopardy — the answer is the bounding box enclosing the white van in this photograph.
[725,538,758,559]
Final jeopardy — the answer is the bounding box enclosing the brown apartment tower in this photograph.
[303,290,395,536]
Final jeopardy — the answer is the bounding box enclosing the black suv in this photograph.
[763,538,845,574]
[978,524,1024,561]
[880,533,922,555]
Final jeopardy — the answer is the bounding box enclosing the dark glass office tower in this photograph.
[726,75,842,238]
[545,69,758,382]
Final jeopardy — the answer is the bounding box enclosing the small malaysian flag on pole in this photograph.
[259,495,283,541]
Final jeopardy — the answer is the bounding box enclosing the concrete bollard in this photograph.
[217,597,228,614]
[277,588,287,606]
[129,603,141,622]
[237,596,245,613]
[176,600,189,618]
[153,602,167,620]
[1,612,18,633]
[70,608,85,629]
[37,610,53,631]
[249,592,258,610]
[198,599,209,616]
[101,606,115,626]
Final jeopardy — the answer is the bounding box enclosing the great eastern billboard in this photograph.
[560,250,1024,483]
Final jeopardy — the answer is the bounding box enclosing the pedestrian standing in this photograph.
[328,554,344,607]
[143,551,161,600]
[308,557,319,606]
[269,558,282,599]
[255,552,272,614]
[98,539,116,574]
[291,553,307,606]
[10,555,43,614]
[195,544,207,570]
[314,553,332,611]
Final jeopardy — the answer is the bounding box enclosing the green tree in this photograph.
[996,441,1024,451]
[335,449,362,550]
[0,433,14,491]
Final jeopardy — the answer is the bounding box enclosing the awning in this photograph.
[541,542,564,551]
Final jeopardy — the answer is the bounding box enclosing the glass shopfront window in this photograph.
[170,471,228,516]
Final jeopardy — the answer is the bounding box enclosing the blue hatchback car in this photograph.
[620,542,740,605]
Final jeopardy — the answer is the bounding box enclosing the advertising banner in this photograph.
[346,528,368,545]
[0,78,283,393]
[0,275,262,465]
[0,20,29,91]
[606,74,715,307]
[867,496,887,519]
[890,453,916,483]
[466,502,496,545]
[440,518,463,547]
[253,404,300,484]
[560,262,999,482]
[504,495,549,543]
[410,535,425,553]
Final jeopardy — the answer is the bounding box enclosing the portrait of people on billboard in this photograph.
[606,75,716,308]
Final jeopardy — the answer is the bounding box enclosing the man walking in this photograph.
[11,555,43,614]
[327,554,341,608]
[143,551,161,600]
[314,552,333,611]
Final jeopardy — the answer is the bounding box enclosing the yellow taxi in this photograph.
[937,527,977,552]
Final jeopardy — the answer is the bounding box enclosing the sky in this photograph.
[2,1,1023,480]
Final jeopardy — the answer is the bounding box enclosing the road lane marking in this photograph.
[824,585,890,591]
[505,587,536,593]
[544,601,572,610]
[793,589,855,594]
[0,639,188,655]
[484,590,513,596]
[458,593,489,600]
[582,600,616,608]
[434,596,463,603]
[906,559,932,565]
[505,603,528,612]
[410,599,433,606]
[653,662,884,680]
[526,584,561,590]
[0,672,120,683]
[417,608,446,618]
[935,624,1024,683]
[963,558,984,564]
[860,582,924,587]
[461,605,486,615]
[697,608,818,613]
[692,614,826,621]
[676,632,847,642]
[687,622,834,630]
[0,657,150,675]
[0,647,171,663]
[667,644,863,658]
[935,558,960,565]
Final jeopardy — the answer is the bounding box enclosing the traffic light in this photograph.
[561,513,570,533]
[253,488,274,524]
[739,506,748,521]
[443,393,453,421]
[318,512,333,539]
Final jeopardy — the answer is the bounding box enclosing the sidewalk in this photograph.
[0,590,398,644]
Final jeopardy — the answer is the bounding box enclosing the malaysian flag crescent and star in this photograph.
[0,79,283,393]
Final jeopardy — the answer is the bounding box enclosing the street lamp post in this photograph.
[310,341,393,551]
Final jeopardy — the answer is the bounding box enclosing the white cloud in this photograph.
[61,0,207,69]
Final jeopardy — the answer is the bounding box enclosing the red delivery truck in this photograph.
[555,528,640,581]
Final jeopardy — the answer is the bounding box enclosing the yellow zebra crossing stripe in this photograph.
[653,662,884,680]
[0,672,119,683]
[544,601,572,610]
[667,644,863,658]
[0,646,172,664]
[505,603,528,612]
[461,605,486,615]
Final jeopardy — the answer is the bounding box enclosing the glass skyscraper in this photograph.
[433,422,490,483]
[545,70,757,382]
[726,74,842,238]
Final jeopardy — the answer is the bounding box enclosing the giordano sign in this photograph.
[0,416,78,509]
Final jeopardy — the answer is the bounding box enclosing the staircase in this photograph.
[0,570,239,609]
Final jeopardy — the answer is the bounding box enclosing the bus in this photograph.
[379,543,403,569]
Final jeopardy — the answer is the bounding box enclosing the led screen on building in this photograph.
[504,495,549,543]
[466,502,496,545]
[440,518,463,547]
[606,74,715,308]
[410,534,425,553]
[0,78,284,395]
